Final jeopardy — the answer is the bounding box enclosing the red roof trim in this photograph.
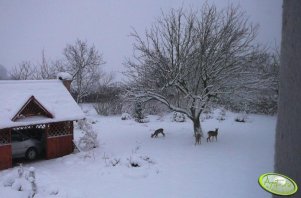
[11,96,54,121]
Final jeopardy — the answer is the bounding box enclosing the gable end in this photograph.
[11,96,53,121]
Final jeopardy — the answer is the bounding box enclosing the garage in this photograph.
[11,125,46,161]
[0,76,84,170]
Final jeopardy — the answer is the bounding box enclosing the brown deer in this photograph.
[151,128,165,138]
[207,128,218,142]
[195,132,201,145]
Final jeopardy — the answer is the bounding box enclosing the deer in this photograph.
[151,128,165,138]
[207,128,218,142]
[195,132,201,145]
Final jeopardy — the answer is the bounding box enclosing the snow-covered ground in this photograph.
[0,105,276,198]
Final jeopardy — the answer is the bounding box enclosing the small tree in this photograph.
[36,50,58,80]
[93,81,124,115]
[133,100,146,122]
[9,50,66,81]
[64,39,105,103]
[77,119,99,151]
[10,61,37,80]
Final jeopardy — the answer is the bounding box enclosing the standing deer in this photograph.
[195,132,201,145]
[207,128,218,142]
[151,128,165,138]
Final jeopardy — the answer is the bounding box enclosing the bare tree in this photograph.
[218,48,280,114]
[8,40,107,103]
[125,4,260,142]
[64,39,105,102]
[10,61,37,80]
[36,50,57,80]
[98,71,115,88]
[249,49,280,114]
[10,51,61,80]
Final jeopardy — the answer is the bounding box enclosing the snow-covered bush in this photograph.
[127,156,141,168]
[78,119,99,151]
[133,101,144,120]
[110,158,121,167]
[201,111,214,121]
[27,167,37,198]
[132,101,149,123]
[102,153,122,167]
[121,102,133,114]
[216,116,225,121]
[235,112,248,123]
[76,119,86,130]
[93,100,123,116]
[126,154,155,168]
[220,108,226,117]
[18,163,24,178]
[200,106,214,121]
[136,117,150,123]
[253,95,278,115]
[172,112,186,122]
[121,113,131,120]
[216,108,226,121]
[4,165,37,197]
[143,100,168,115]
[93,102,111,116]
[12,179,23,191]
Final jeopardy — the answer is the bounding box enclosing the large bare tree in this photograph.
[64,39,105,102]
[125,4,260,142]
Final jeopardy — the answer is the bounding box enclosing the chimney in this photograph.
[57,72,72,92]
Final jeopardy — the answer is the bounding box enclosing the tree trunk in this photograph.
[273,1,301,197]
[192,117,203,137]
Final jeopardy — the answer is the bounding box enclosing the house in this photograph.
[0,75,85,170]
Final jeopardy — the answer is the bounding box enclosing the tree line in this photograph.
[6,39,113,104]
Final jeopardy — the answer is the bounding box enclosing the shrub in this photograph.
[216,108,226,121]
[235,112,248,123]
[132,101,149,123]
[93,100,122,116]
[121,113,131,120]
[78,119,99,151]
[172,112,186,122]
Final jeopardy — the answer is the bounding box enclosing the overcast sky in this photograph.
[0,0,282,80]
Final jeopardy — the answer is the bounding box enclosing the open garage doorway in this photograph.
[11,124,47,166]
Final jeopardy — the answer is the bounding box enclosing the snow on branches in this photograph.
[77,119,99,151]
[124,3,276,140]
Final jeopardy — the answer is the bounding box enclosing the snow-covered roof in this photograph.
[0,80,85,129]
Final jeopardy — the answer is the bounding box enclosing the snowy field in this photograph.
[0,104,276,198]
